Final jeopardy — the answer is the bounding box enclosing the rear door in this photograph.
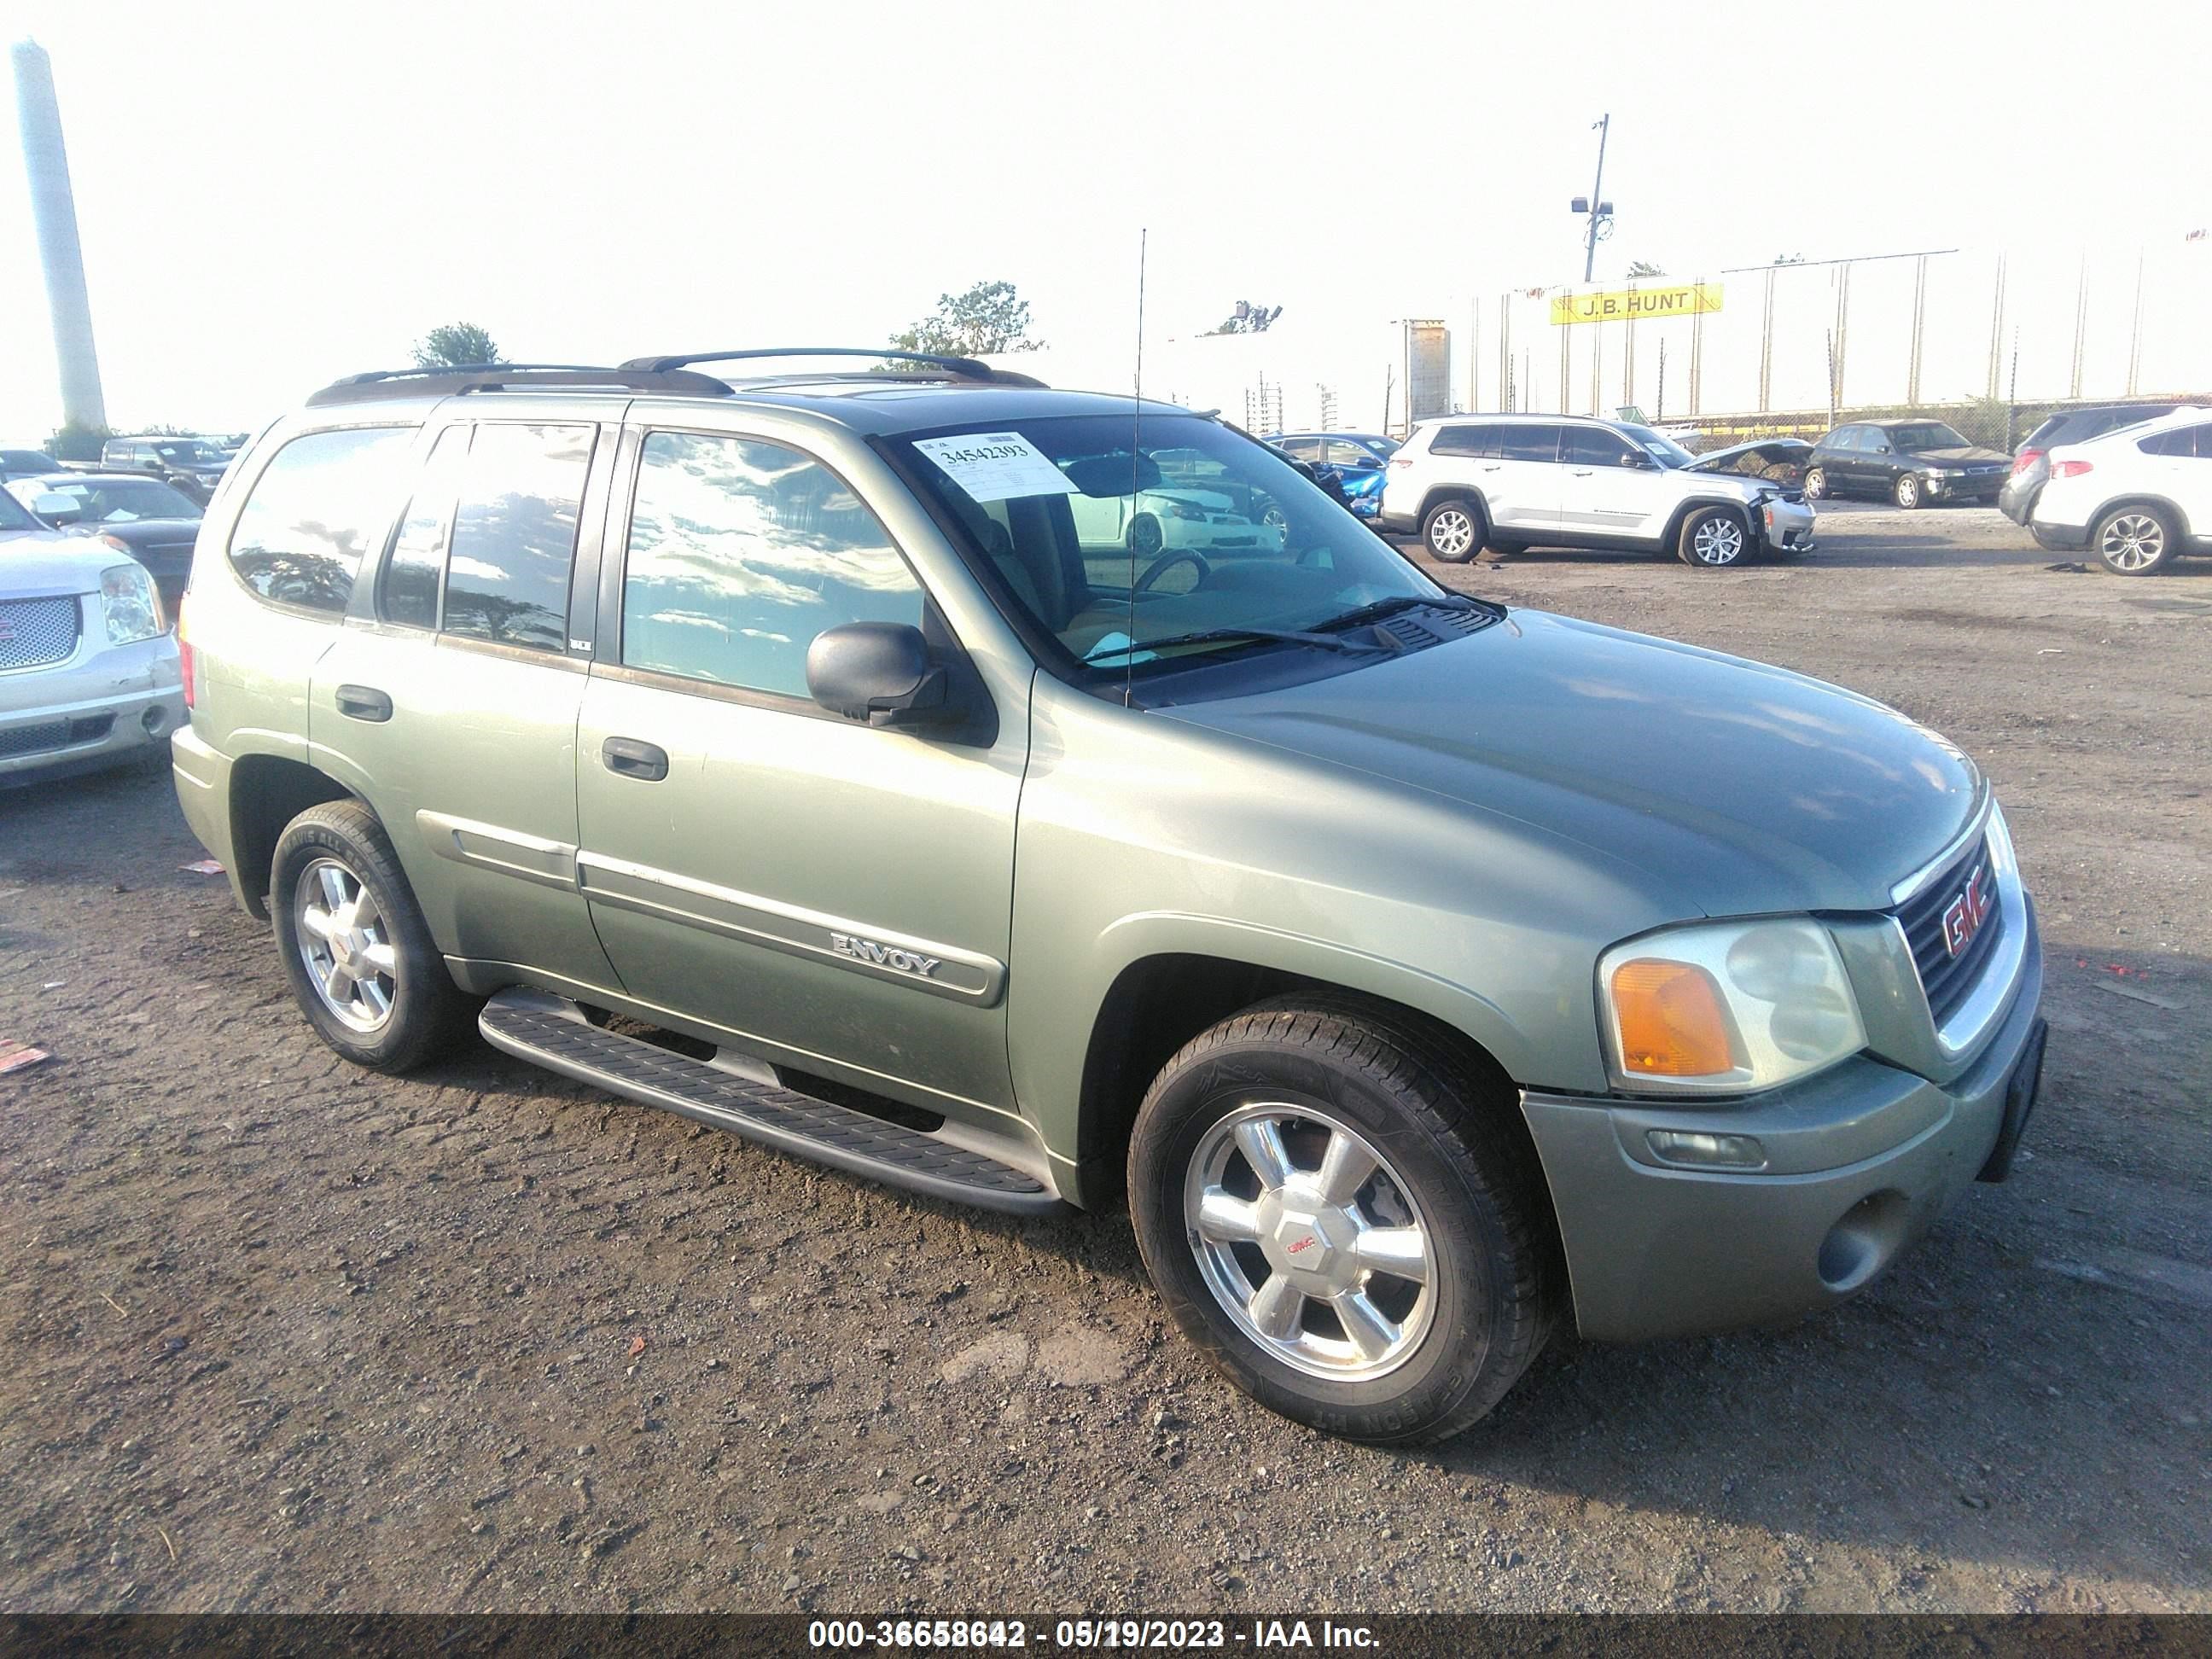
[1489,422,1564,532]
[2139,421,2212,536]
[309,410,620,988]
[572,417,1027,1125]
[1819,426,1862,493]
[1559,423,1674,543]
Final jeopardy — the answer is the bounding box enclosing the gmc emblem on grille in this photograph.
[1941,869,1993,958]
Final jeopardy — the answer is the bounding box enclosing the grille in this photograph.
[0,714,110,760]
[0,597,80,672]
[1895,834,2005,1025]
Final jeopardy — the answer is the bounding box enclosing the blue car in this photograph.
[1268,431,1400,520]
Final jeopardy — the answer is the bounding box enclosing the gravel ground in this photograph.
[1,505,2207,1615]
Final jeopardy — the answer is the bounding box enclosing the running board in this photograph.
[478,992,1065,1216]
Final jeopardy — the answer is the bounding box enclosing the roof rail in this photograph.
[304,363,735,407]
[617,346,1048,389]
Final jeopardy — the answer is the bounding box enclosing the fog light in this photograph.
[1646,1129,1767,1170]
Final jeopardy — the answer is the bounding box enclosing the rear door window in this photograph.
[1501,423,1562,463]
[2140,422,2212,459]
[442,423,596,653]
[226,426,417,614]
[379,425,472,630]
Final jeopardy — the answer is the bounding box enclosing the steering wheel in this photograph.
[1295,544,1333,568]
[1134,549,1212,593]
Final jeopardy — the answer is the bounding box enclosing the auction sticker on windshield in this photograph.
[912,432,1080,501]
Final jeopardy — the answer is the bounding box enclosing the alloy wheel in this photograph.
[293,856,399,1033]
[2098,513,2165,572]
[1183,1103,1437,1381]
[1691,515,1746,564]
[1428,509,1475,560]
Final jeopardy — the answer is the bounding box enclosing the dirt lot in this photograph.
[1,505,2207,1615]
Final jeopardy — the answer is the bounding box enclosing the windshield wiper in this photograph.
[1316,592,1488,633]
[1083,626,1387,663]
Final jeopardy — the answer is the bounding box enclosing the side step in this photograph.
[479,992,1065,1216]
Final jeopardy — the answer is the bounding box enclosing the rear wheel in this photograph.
[1678,506,1751,568]
[1421,499,1485,563]
[1128,998,1558,1443]
[271,800,475,1072]
[2093,505,2179,576]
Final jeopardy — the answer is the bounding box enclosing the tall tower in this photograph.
[12,39,107,432]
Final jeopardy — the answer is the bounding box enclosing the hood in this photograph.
[67,517,202,544]
[1,530,129,596]
[1161,608,1982,918]
[1150,486,1234,514]
[1688,439,1811,474]
[1911,445,2011,467]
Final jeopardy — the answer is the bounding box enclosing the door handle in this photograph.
[335,684,393,723]
[1569,469,1595,476]
[601,736,669,783]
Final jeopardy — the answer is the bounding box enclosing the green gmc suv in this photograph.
[171,352,2046,1442]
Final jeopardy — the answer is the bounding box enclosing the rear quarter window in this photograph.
[226,426,417,614]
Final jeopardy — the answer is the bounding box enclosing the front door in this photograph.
[573,424,1027,1126]
[1558,425,1674,543]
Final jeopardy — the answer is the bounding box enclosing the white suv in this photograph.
[1377,415,1816,569]
[2029,405,2210,576]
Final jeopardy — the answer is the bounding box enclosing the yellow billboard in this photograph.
[1551,282,1724,325]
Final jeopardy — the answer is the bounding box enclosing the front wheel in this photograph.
[2093,505,2179,576]
[1128,998,1559,1443]
[1421,499,1485,562]
[1678,506,1751,568]
[271,800,476,1072]
[1802,467,1829,502]
[1894,473,1922,510]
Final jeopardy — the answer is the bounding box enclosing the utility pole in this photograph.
[1570,114,1613,284]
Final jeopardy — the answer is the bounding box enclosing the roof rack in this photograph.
[617,346,1048,389]
[305,363,735,407]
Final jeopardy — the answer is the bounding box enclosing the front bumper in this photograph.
[1759,497,1817,553]
[1521,900,2044,1343]
[0,633,185,781]
[1922,472,2006,503]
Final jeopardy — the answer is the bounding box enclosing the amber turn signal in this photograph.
[1610,958,1743,1078]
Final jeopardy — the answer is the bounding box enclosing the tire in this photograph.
[1894,473,1922,510]
[1803,467,1829,502]
[1677,505,1752,568]
[1126,513,1164,558]
[1421,499,1484,562]
[1127,997,1559,1444]
[270,799,476,1072]
[2092,504,2180,576]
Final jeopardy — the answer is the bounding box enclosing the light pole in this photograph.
[1568,114,1614,284]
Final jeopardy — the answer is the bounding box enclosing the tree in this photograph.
[1202,300,1283,336]
[410,322,504,370]
[1624,260,1665,279]
[891,281,1042,357]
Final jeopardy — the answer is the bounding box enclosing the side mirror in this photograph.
[1620,451,1647,468]
[32,492,83,525]
[806,622,952,729]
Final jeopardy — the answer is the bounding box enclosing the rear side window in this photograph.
[1500,423,1561,463]
[620,430,924,701]
[1430,425,1497,457]
[2140,423,2211,459]
[442,423,595,653]
[227,426,416,614]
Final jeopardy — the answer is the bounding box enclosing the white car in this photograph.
[1377,414,1815,569]
[1067,451,1288,561]
[2029,405,2210,576]
[1,488,184,782]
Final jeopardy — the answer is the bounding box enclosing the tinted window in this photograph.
[1323,439,1375,467]
[1429,425,1495,457]
[1500,423,1561,463]
[380,425,470,630]
[1564,426,1638,467]
[620,431,924,699]
[2140,423,2211,459]
[441,424,593,652]
[1275,438,1324,463]
[1825,428,1860,451]
[227,426,416,614]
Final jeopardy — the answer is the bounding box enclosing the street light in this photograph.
[1570,114,1614,284]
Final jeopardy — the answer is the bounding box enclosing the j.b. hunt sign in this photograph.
[1551,282,1725,325]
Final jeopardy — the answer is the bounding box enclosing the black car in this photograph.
[6,471,203,608]
[1803,419,2011,509]
[1999,403,2183,525]
[0,447,61,483]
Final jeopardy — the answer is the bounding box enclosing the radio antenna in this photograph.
[1125,227,1147,709]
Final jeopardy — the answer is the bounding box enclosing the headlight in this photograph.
[1598,917,1866,1095]
[98,560,165,644]
[1161,500,1207,521]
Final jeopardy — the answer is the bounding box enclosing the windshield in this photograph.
[1888,423,1970,452]
[1617,424,1697,469]
[0,487,39,533]
[154,442,221,464]
[13,478,202,521]
[1357,436,1400,461]
[895,414,1444,678]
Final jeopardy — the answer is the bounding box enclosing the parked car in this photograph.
[1,447,63,483]
[1377,414,1816,568]
[1269,432,1399,520]
[172,352,2042,1443]
[1803,420,2011,509]
[2000,403,2183,526]
[0,485,183,782]
[1064,446,1287,558]
[7,472,204,609]
[2029,405,2210,575]
[98,435,230,504]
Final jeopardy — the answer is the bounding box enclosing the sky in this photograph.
[3,0,2209,439]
